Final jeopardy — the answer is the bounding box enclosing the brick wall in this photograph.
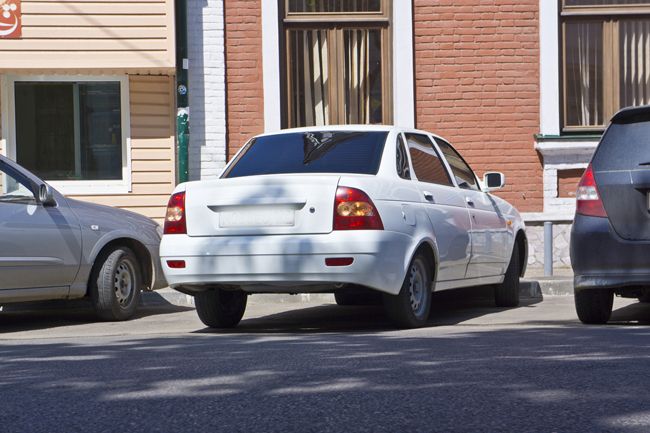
[188,0,227,180]
[413,0,542,212]
[224,0,265,159]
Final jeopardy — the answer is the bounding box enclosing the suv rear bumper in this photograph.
[571,213,650,291]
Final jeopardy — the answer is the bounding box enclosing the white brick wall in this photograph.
[187,0,227,180]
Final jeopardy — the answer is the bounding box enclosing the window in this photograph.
[562,0,650,131]
[0,160,36,204]
[283,0,391,127]
[396,134,411,180]
[223,131,388,178]
[405,134,452,186]
[434,138,480,191]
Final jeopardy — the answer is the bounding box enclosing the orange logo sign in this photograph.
[0,0,20,39]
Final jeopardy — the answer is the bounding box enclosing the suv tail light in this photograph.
[164,191,187,234]
[333,186,384,230]
[576,164,607,218]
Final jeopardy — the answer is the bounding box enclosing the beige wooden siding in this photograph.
[70,75,176,225]
[0,0,175,72]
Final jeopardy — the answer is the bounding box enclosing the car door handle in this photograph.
[423,191,434,202]
[465,196,475,206]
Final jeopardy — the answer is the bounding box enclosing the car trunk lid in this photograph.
[185,174,340,237]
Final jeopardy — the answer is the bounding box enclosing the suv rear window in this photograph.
[223,131,388,178]
[593,119,650,171]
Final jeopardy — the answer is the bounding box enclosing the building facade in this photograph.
[188,0,650,271]
[0,0,177,224]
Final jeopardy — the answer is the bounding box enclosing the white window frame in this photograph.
[1,74,132,195]
[261,0,414,132]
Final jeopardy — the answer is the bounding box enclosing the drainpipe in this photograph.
[175,0,189,183]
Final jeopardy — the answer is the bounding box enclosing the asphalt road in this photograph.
[1,288,649,433]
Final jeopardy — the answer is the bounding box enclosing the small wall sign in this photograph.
[0,0,21,39]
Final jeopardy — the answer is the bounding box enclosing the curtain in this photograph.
[289,0,380,13]
[620,20,650,108]
[344,29,370,124]
[289,29,329,127]
[566,22,603,127]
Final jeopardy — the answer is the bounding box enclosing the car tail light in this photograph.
[164,191,187,234]
[333,186,384,230]
[576,164,607,218]
[166,260,186,269]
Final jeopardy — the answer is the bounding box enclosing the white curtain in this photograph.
[344,29,371,124]
[290,29,329,127]
[621,20,650,108]
[567,21,602,127]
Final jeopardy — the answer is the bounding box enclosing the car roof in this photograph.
[611,104,650,123]
[254,125,450,142]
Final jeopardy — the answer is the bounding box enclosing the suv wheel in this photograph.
[575,289,614,324]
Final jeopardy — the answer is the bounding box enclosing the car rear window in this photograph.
[223,131,388,178]
[592,118,650,171]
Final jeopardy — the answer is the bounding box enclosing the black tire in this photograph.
[90,247,142,321]
[575,289,613,324]
[638,292,650,303]
[334,289,382,306]
[494,245,520,308]
[383,253,432,328]
[194,289,247,328]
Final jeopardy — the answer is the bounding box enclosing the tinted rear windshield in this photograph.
[593,119,650,171]
[223,131,388,178]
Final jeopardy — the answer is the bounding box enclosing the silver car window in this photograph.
[0,161,36,204]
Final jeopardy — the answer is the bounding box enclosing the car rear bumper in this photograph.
[571,213,650,291]
[160,231,412,295]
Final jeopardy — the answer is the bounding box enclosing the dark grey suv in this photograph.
[571,105,650,324]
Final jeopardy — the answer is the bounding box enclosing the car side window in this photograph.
[434,138,480,191]
[405,133,453,187]
[396,134,411,180]
[0,162,36,204]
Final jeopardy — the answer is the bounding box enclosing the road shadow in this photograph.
[0,325,649,432]
[197,286,543,334]
[0,295,192,334]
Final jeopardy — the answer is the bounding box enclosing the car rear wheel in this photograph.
[90,247,142,321]
[334,286,383,306]
[383,253,432,328]
[194,289,247,328]
[638,292,650,303]
[575,289,614,324]
[494,245,520,308]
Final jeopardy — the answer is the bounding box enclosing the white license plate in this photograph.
[219,206,295,228]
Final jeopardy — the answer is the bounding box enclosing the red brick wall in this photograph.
[414,0,542,212]
[224,0,264,158]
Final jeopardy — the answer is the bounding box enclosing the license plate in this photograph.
[219,206,295,228]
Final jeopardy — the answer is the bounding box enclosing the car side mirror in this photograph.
[483,172,506,192]
[38,184,57,207]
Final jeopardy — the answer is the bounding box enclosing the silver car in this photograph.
[0,155,166,320]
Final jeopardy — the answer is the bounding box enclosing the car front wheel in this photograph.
[90,246,142,321]
[194,289,248,328]
[575,289,613,324]
[494,245,520,308]
[383,252,432,328]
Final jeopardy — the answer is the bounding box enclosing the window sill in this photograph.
[47,181,131,196]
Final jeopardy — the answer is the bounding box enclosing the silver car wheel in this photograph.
[408,261,427,317]
[114,260,135,307]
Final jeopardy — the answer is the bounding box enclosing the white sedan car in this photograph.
[160,126,527,328]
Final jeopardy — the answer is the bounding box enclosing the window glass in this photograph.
[565,22,604,128]
[565,0,650,5]
[15,82,122,181]
[396,134,410,180]
[224,131,387,178]
[0,162,36,204]
[434,139,480,191]
[288,0,381,13]
[405,134,452,186]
